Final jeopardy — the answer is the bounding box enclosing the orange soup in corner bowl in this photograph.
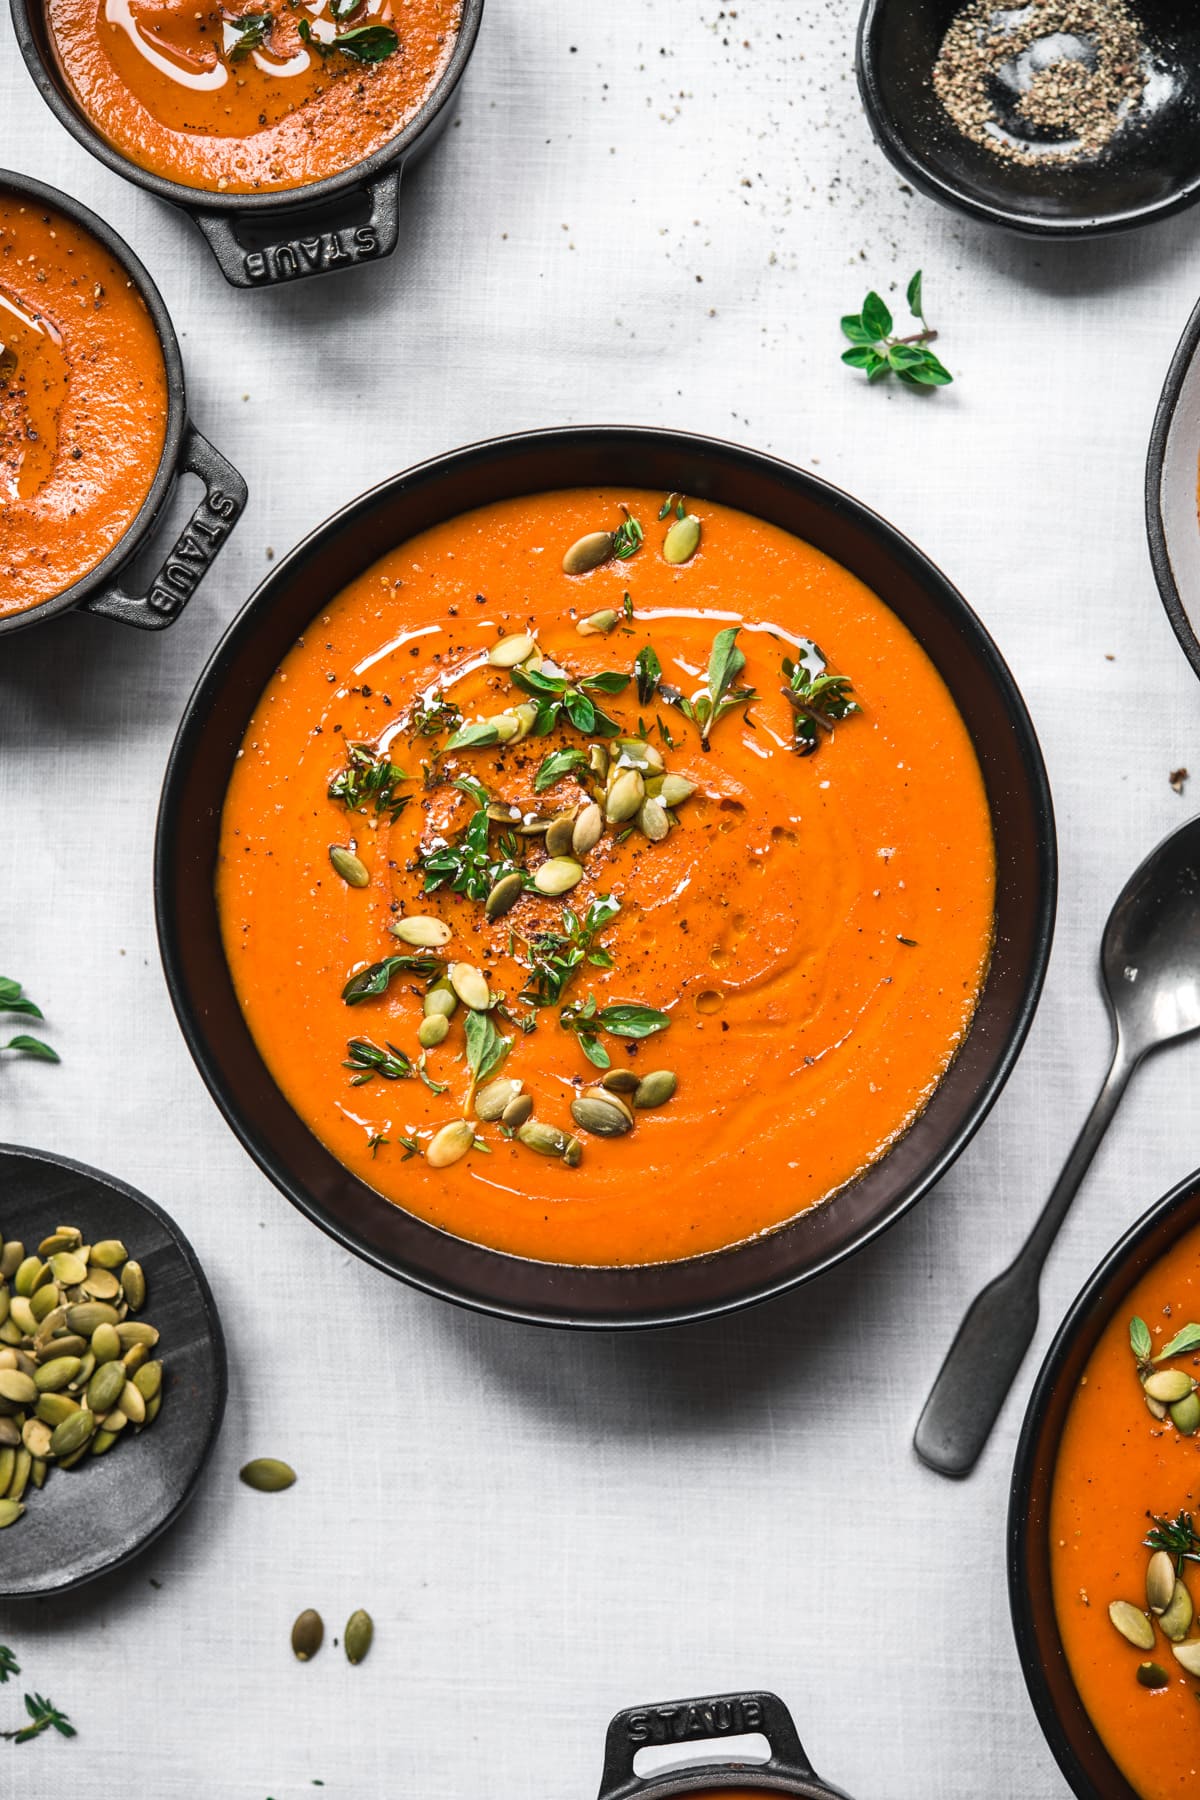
[43,0,462,194]
[214,485,996,1268]
[0,185,167,616]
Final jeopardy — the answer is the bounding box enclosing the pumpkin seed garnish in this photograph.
[1137,1660,1170,1689]
[533,857,584,898]
[633,1069,676,1109]
[488,634,537,668]
[291,1609,324,1661]
[240,1458,297,1492]
[544,815,577,859]
[570,1091,633,1138]
[418,1014,450,1050]
[577,610,618,637]
[1144,1369,1194,1404]
[329,845,370,888]
[390,916,453,948]
[1159,1578,1194,1644]
[662,513,701,565]
[1171,1640,1200,1676]
[485,871,526,922]
[562,531,613,576]
[1147,1549,1176,1614]
[427,1120,476,1168]
[344,1608,374,1664]
[1108,1599,1155,1650]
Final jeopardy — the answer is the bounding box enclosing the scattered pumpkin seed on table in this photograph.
[239,1457,297,1492]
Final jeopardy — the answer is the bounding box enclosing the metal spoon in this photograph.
[915,815,1200,1478]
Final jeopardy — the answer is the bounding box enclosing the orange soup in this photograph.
[216,488,995,1266]
[1051,1221,1200,1799]
[0,189,168,616]
[45,0,461,194]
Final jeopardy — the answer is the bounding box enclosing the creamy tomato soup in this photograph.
[216,487,995,1266]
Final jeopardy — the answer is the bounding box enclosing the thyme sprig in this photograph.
[634,644,662,707]
[781,643,859,756]
[841,270,952,389]
[1145,1511,1200,1572]
[418,778,526,903]
[0,978,58,1064]
[1,1693,75,1744]
[344,1039,414,1084]
[521,896,620,1008]
[408,692,462,739]
[664,626,758,747]
[559,994,671,1069]
[612,506,644,560]
[328,744,409,822]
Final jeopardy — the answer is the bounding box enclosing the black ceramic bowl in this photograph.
[0,168,246,638]
[1146,295,1200,680]
[596,1692,850,1800]
[9,0,484,289]
[0,1143,226,1598]
[155,425,1056,1329]
[1009,1168,1200,1800]
[857,0,1200,237]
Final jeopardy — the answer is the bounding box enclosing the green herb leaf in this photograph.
[328,744,409,822]
[343,1038,413,1085]
[342,953,440,1005]
[581,671,630,696]
[592,1002,671,1038]
[0,1649,18,1686]
[1158,1323,1200,1361]
[226,11,270,57]
[861,290,892,341]
[464,1010,510,1086]
[904,350,953,387]
[839,273,951,391]
[534,747,588,792]
[635,645,661,706]
[841,345,880,370]
[1130,1315,1153,1363]
[612,508,644,560]
[3,1036,59,1063]
[418,784,525,904]
[299,17,399,58]
[521,896,620,1007]
[780,645,859,757]
[840,314,875,345]
[0,979,42,1019]
[408,691,463,738]
[1145,1510,1200,1571]
[1,1693,75,1743]
[906,269,924,320]
[444,720,502,752]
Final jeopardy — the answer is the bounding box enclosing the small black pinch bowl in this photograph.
[596,1691,851,1800]
[0,1144,226,1599]
[1009,1167,1200,1800]
[9,0,484,289]
[155,425,1056,1330]
[1146,294,1200,680]
[0,169,246,639]
[857,0,1200,237]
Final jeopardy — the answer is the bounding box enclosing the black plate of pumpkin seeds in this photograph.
[0,1144,226,1597]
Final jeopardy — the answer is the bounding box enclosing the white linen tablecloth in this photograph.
[3,3,1200,1794]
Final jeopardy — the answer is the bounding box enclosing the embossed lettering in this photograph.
[354,224,378,256]
[244,251,269,283]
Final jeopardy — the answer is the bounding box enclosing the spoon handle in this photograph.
[913,1040,1136,1479]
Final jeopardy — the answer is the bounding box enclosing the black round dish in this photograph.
[0,1143,226,1599]
[155,424,1056,1330]
[0,168,246,638]
[596,1691,850,1800]
[1146,293,1200,681]
[9,0,485,289]
[1009,1167,1200,1800]
[857,0,1200,238]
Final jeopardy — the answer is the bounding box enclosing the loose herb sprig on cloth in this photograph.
[0,1649,18,1686]
[664,626,758,747]
[328,745,409,822]
[1,1693,75,1744]
[841,271,952,389]
[780,644,859,756]
[521,897,621,1008]
[559,995,671,1069]
[0,978,58,1064]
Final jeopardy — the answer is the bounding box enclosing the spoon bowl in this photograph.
[1102,815,1200,1053]
[857,0,1200,237]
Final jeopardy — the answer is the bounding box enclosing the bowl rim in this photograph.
[1007,1165,1200,1800]
[8,0,485,216]
[1145,293,1200,681]
[0,1140,228,1598]
[855,0,1200,239]
[155,422,1056,1329]
[0,166,188,630]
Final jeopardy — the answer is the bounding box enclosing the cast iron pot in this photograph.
[1009,1168,1200,1800]
[1146,294,1200,682]
[9,0,484,289]
[155,425,1056,1329]
[0,169,246,637]
[596,1691,850,1800]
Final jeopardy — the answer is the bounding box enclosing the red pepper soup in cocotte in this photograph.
[1051,1223,1200,1800]
[216,489,996,1266]
[45,0,461,194]
[0,190,167,616]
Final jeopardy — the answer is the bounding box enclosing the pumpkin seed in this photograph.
[66,1302,119,1336]
[639,798,670,842]
[570,1093,633,1138]
[601,1068,640,1096]
[89,1240,128,1270]
[660,774,697,808]
[145,1394,161,1425]
[121,1261,146,1312]
[563,1135,583,1167]
[133,1361,163,1403]
[121,1382,146,1426]
[491,711,523,743]
[82,1268,121,1302]
[634,1069,676,1109]
[292,1608,324,1661]
[1172,1391,1200,1435]
[50,1409,94,1458]
[533,858,583,897]
[29,1284,61,1322]
[501,1093,533,1130]
[485,872,526,922]
[572,803,604,858]
[487,801,523,826]
[390,915,453,948]
[418,1014,450,1050]
[511,703,538,742]
[48,1251,87,1286]
[0,1500,24,1528]
[37,1230,80,1256]
[577,609,618,637]
[1145,1369,1195,1403]
[100,1409,127,1432]
[488,633,537,668]
[427,1120,475,1169]
[91,1429,118,1457]
[1109,1600,1155,1650]
[29,1457,46,1488]
[1148,1550,1177,1614]
[517,1120,573,1158]
[40,1332,85,1361]
[21,1420,51,1459]
[0,1420,19,1448]
[1172,1640,1200,1676]
[239,1458,296,1492]
[0,1244,21,1281]
[87,1361,127,1416]
[0,1448,13,1497]
[423,980,458,1020]
[545,815,577,858]
[562,530,613,576]
[588,744,609,779]
[0,1370,37,1407]
[345,1609,374,1665]
[449,963,490,1011]
[329,845,370,888]
[663,513,701,564]
[1137,1661,1170,1689]
[7,1449,30,1503]
[1160,1577,1194,1643]
[516,816,552,838]
[8,1299,35,1336]
[476,1077,523,1122]
[34,1357,81,1394]
[37,1394,79,1428]
[605,769,644,823]
[120,1344,145,1376]
[14,1258,47,1297]
[91,1323,121,1364]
